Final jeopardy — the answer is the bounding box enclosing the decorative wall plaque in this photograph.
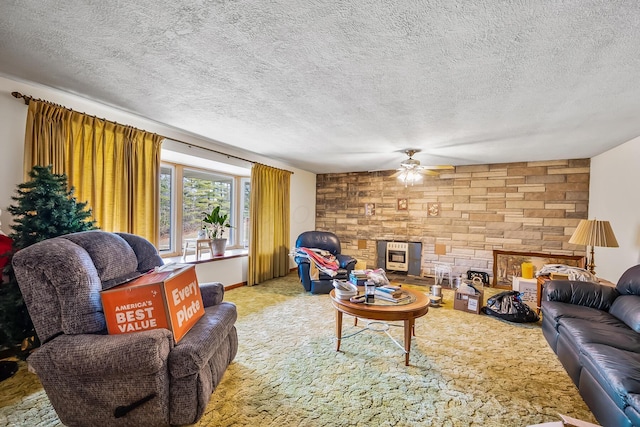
[397,198,408,211]
[427,202,440,217]
[364,203,376,216]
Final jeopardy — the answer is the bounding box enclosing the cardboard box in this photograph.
[100,264,204,343]
[527,413,600,427]
[512,277,538,310]
[354,259,367,270]
[454,290,484,314]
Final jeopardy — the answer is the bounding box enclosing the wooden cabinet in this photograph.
[536,276,549,314]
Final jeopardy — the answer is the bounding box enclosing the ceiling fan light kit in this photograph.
[394,149,453,186]
[397,169,423,186]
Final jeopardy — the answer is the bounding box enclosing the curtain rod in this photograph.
[11,90,163,133]
[165,139,256,166]
[11,91,32,105]
[11,91,293,174]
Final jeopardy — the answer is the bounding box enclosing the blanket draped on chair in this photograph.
[294,247,339,277]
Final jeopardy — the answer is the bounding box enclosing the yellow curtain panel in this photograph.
[248,163,292,286]
[24,100,162,245]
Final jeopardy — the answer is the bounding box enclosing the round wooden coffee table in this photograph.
[330,287,429,366]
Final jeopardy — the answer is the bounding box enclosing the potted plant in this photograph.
[202,206,231,256]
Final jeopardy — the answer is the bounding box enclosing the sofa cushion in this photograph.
[617,264,640,296]
[116,232,164,272]
[545,280,619,311]
[558,317,640,353]
[626,394,640,427]
[62,231,139,290]
[579,343,640,409]
[609,295,640,333]
[12,238,106,341]
[168,303,238,379]
[542,301,622,328]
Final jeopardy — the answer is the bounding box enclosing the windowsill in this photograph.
[163,248,248,265]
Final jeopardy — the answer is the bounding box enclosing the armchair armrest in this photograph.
[200,281,225,307]
[544,280,619,311]
[336,254,357,270]
[28,329,173,377]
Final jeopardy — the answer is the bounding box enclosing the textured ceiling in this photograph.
[1,1,640,174]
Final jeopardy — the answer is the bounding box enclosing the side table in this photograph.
[536,276,549,314]
[182,238,213,260]
[329,288,429,366]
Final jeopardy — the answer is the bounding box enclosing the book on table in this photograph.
[376,285,403,298]
[374,289,410,302]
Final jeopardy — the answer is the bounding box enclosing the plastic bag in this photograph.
[366,268,390,286]
[483,290,539,323]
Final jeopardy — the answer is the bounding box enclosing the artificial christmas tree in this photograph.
[0,216,17,381]
[0,165,97,363]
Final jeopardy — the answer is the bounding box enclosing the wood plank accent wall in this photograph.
[315,159,590,279]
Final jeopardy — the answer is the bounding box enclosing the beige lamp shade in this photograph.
[569,219,618,275]
[569,220,619,248]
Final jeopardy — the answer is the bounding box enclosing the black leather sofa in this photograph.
[541,264,640,427]
[294,231,357,294]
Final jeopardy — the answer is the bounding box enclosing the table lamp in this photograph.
[568,219,618,276]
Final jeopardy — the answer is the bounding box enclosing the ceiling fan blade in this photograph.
[419,165,455,170]
[418,169,440,176]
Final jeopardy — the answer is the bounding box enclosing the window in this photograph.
[182,168,233,242]
[159,163,250,256]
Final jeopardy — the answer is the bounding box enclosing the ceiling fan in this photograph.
[392,150,454,185]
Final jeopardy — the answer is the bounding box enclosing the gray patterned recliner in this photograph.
[12,230,238,426]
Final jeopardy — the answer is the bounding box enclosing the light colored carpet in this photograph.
[0,273,597,426]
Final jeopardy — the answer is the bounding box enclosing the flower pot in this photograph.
[211,238,227,256]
